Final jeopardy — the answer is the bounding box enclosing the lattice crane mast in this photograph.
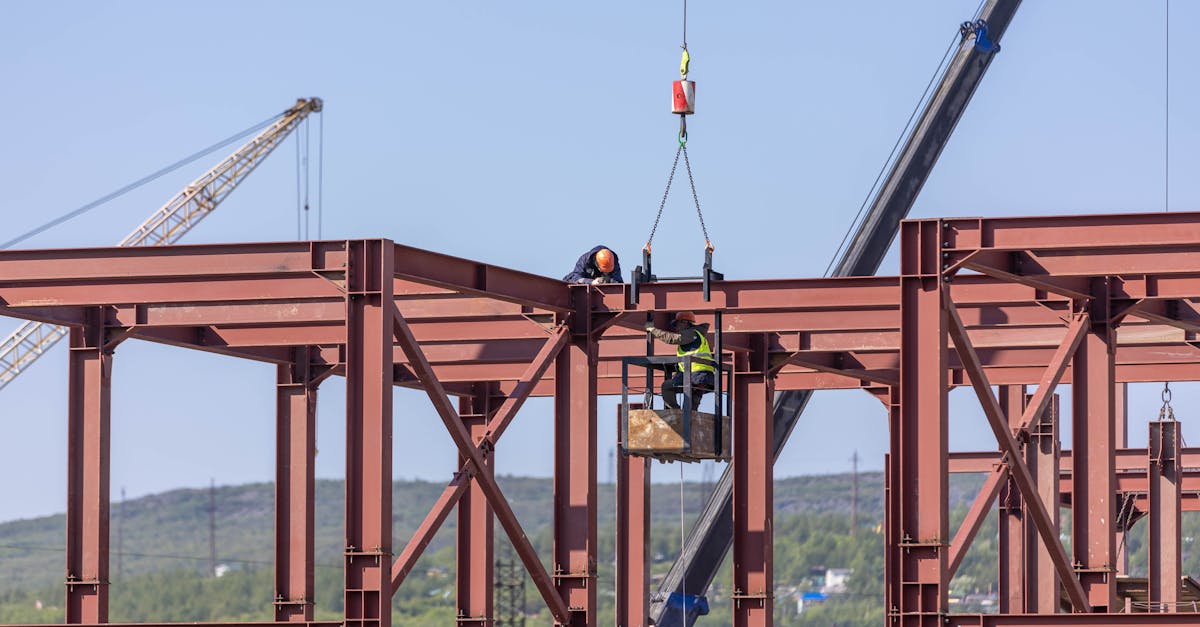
[0,97,323,391]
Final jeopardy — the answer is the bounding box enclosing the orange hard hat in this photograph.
[595,248,615,273]
[673,311,696,324]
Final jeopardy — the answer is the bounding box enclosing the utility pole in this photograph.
[850,451,859,538]
[209,479,217,577]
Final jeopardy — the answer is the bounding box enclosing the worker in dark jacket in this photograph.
[564,245,623,284]
[645,311,715,410]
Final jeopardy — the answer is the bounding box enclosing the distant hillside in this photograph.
[28,471,1196,626]
[0,473,897,593]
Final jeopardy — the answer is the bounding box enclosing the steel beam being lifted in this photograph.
[650,2,1022,621]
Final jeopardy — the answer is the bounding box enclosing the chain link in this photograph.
[646,145,684,250]
[681,145,711,247]
[1160,381,1177,421]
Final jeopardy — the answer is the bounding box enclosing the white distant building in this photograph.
[822,568,852,595]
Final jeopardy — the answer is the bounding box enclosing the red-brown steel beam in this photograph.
[946,293,1089,612]
[392,243,571,312]
[1072,279,1118,612]
[950,448,1200,474]
[390,471,470,591]
[1026,394,1061,614]
[275,350,318,621]
[1148,420,1182,612]
[388,327,568,595]
[946,613,1200,627]
[944,312,1086,581]
[615,404,650,627]
[390,305,571,624]
[343,240,394,627]
[553,291,598,627]
[65,309,112,624]
[942,211,1200,250]
[890,220,949,627]
[997,386,1026,614]
[732,335,774,627]
[457,386,495,627]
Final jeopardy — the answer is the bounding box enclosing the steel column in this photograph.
[615,404,650,627]
[1147,420,1181,612]
[457,386,495,626]
[1026,395,1060,614]
[1071,283,1117,612]
[1114,384,1129,576]
[732,335,774,627]
[65,310,112,624]
[344,241,394,627]
[889,220,948,626]
[553,305,598,626]
[275,350,317,621]
[997,386,1025,614]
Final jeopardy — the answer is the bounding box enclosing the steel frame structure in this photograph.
[3,211,1200,626]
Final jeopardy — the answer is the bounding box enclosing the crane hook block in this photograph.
[672,80,696,115]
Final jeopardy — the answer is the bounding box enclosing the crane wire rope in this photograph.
[317,110,325,238]
[0,111,286,251]
[822,0,988,277]
[1165,0,1170,212]
[645,0,712,256]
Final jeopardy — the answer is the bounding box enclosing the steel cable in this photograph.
[0,111,285,250]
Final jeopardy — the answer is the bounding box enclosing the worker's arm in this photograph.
[644,323,699,346]
[562,251,594,283]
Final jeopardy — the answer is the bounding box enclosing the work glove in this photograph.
[644,321,656,332]
[591,276,609,285]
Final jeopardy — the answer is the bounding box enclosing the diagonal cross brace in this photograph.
[945,292,1091,612]
[391,305,572,624]
[390,470,471,590]
[388,325,570,593]
[945,310,1089,577]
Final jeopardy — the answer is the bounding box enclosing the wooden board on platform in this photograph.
[625,408,731,462]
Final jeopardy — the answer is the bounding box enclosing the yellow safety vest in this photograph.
[677,330,716,373]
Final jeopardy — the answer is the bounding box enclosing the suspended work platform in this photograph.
[4,211,1200,626]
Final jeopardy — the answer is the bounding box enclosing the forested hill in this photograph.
[2,472,1011,626]
[0,472,905,591]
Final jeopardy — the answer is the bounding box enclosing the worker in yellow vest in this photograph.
[645,311,716,411]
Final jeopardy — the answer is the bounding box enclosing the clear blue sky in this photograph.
[1,1,1197,523]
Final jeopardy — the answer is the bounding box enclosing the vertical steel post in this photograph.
[889,220,948,627]
[1071,281,1117,612]
[1025,394,1060,614]
[65,309,112,624]
[275,349,317,621]
[554,295,597,626]
[457,385,495,626]
[732,334,774,627]
[344,240,394,627]
[615,404,650,627]
[1148,419,1182,612]
[1114,383,1129,576]
[997,386,1025,614]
